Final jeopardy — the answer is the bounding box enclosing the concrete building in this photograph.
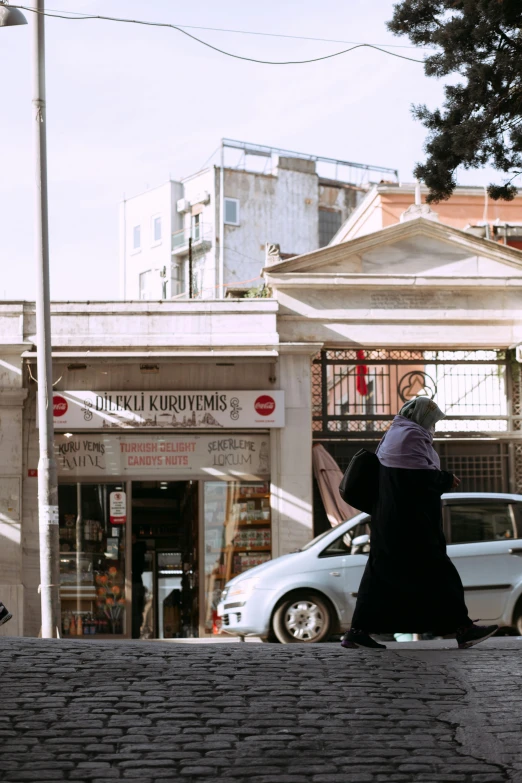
[331,182,522,247]
[119,139,398,301]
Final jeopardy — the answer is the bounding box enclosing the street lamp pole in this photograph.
[0,0,61,637]
[33,0,61,639]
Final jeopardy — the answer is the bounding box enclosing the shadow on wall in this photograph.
[0,474,23,636]
[270,483,313,555]
[0,513,23,637]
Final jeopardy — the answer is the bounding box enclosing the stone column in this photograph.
[270,350,314,557]
[0,369,28,636]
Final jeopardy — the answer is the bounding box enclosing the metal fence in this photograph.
[315,439,512,499]
[312,349,512,437]
[172,223,212,253]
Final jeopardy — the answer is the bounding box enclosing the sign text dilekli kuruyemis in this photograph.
[47,391,285,430]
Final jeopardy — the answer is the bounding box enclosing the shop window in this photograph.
[59,483,127,637]
[204,480,271,634]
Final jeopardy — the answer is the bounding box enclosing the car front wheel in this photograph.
[272,592,332,643]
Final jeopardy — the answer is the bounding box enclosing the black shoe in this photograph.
[341,630,386,650]
[457,623,498,649]
[0,605,12,627]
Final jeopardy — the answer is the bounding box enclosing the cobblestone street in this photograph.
[1,637,521,783]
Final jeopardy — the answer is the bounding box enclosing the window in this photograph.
[133,225,141,251]
[203,481,271,632]
[320,532,352,557]
[139,270,153,300]
[152,216,162,244]
[58,483,127,637]
[449,503,515,544]
[192,213,201,241]
[171,262,181,298]
[224,198,240,226]
[319,208,342,247]
[319,519,370,557]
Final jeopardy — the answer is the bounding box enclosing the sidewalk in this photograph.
[1,636,521,783]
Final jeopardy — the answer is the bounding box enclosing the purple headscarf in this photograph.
[376,398,444,470]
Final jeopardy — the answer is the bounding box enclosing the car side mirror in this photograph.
[352,534,369,547]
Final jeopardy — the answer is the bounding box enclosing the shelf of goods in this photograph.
[204,484,272,631]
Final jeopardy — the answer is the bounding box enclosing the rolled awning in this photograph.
[312,444,359,528]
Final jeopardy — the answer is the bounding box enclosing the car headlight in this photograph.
[226,576,260,601]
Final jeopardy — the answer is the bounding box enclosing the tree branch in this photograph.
[496,27,522,53]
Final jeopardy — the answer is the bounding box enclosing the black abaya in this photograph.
[351,464,471,635]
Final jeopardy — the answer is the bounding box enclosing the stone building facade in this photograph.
[2,207,522,638]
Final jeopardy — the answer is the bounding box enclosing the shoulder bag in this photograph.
[339,449,380,514]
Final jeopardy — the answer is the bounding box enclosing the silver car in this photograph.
[217,492,522,643]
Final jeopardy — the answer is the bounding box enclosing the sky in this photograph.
[0,0,497,301]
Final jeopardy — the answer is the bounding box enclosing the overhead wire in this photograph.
[148,24,434,51]
[23,6,434,50]
[14,6,426,65]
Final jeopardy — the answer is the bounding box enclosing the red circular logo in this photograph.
[254,395,276,417]
[53,395,68,417]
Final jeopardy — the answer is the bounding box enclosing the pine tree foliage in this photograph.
[388,1,522,202]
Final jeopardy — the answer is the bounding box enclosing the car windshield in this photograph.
[300,515,366,551]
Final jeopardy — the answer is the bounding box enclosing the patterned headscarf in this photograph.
[376,397,445,470]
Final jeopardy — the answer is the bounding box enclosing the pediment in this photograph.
[263,217,522,279]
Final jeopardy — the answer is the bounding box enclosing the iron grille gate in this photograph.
[312,349,522,500]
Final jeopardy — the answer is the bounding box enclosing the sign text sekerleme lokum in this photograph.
[45,390,284,430]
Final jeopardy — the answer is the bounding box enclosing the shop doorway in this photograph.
[132,481,198,639]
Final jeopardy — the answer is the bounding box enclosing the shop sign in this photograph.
[109,491,126,524]
[56,433,271,479]
[44,390,285,430]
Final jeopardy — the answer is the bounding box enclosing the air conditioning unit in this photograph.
[192,191,210,206]
[177,198,191,213]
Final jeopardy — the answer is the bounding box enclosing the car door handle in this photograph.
[330,571,341,577]
[509,548,522,555]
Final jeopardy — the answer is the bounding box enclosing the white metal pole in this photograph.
[33,0,61,638]
[121,196,127,299]
[218,140,224,299]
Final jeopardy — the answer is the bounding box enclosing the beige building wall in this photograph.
[0,348,27,638]
[334,184,522,244]
[0,298,317,637]
[270,353,314,557]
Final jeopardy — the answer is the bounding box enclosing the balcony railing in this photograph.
[172,223,212,254]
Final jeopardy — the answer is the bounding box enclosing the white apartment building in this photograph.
[119,139,398,301]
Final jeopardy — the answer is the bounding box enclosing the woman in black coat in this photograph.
[341,397,498,650]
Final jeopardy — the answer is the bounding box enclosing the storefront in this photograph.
[0,300,312,639]
[51,389,283,639]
